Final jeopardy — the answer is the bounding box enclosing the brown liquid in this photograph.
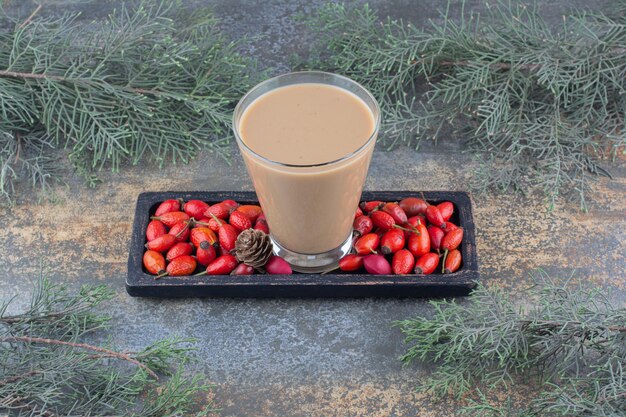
[238,83,376,254]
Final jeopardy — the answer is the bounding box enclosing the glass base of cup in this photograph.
[270,233,353,274]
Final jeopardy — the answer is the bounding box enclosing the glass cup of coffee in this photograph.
[233,71,380,273]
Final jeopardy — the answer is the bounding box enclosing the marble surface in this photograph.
[1,1,623,416]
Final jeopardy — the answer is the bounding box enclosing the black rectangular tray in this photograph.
[127,191,478,298]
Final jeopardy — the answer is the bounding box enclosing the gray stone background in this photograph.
[1,0,624,416]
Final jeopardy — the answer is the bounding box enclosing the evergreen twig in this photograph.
[304,2,626,209]
[0,274,217,416]
[395,271,626,416]
[0,1,256,204]
[0,335,159,379]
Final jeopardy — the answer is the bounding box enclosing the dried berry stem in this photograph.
[393,224,419,234]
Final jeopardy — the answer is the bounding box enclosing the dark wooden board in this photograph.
[126,191,478,298]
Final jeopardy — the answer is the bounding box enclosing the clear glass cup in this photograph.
[233,71,380,273]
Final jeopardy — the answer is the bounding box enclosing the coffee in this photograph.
[235,76,378,270]
[240,84,375,165]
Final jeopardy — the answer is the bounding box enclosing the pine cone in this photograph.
[234,229,273,268]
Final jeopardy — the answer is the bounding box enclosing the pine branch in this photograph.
[0,69,236,101]
[304,2,626,209]
[0,371,42,387]
[0,1,257,204]
[0,273,216,416]
[0,69,66,81]
[0,336,159,379]
[395,271,626,416]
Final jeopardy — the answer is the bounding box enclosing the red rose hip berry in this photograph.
[207,216,224,232]
[254,219,270,234]
[191,227,217,248]
[370,210,396,231]
[407,222,430,257]
[353,215,373,236]
[146,220,167,242]
[145,234,176,252]
[392,249,415,275]
[151,211,190,228]
[444,249,462,273]
[354,233,380,255]
[155,199,181,216]
[427,225,445,252]
[196,241,217,266]
[380,228,405,255]
[437,201,454,222]
[166,242,194,262]
[401,215,423,239]
[399,197,427,216]
[143,250,166,275]
[218,224,238,252]
[441,228,463,251]
[183,200,210,219]
[338,254,364,272]
[231,263,255,275]
[229,210,252,232]
[382,202,408,224]
[221,199,239,210]
[236,205,263,223]
[414,253,439,275]
[168,221,191,243]
[204,203,232,220]
[161,255,197,278]
[360,200,383,213]
[363,254,392,275]
[444,221,458,232]
[265,256,292,274]
[200,255,238,275]
[425,204,446,228]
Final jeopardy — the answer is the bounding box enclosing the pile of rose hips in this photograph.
[143,196,463,278]
[339,197,463,275]
[143,198,292,278]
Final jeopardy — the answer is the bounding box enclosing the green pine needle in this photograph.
[303,2,626,209]
[0,274,217,416]
[395,271,626,416]
[0,1,257,204]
